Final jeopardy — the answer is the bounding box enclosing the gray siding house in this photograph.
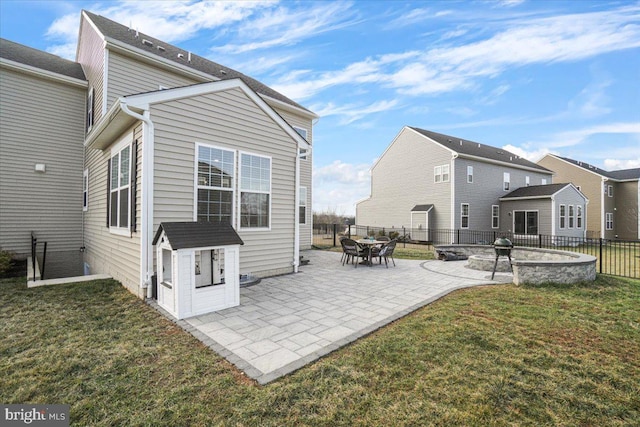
[0,11,317,298]
[357,126,585,240]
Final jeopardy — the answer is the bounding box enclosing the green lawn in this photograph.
[1,275,639,426]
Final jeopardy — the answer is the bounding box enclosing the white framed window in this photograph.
[559,205,566,229]
[525,176,530,186]
[196,144,235,224]
[461,203,469,229]
[503,172,510,191]
[83,169,89,211]
[491,205,499,229]
[514,211,538,235]
[299,186,307,225]
[577,205,583,229]
[293,126,308,140]
[86,87,94,132]
[434,165,442,183]
[608,185,613,197]
[109,134,132,234]
[568,205,575,228]
[606,212,613,230]
[239,152,271,229]
[541,178,547,185]
[442,164,450,182]
[467,166,473,183]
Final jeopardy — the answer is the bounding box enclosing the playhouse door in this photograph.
[158,248,175,313]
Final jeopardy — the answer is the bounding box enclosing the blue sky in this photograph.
[2,0,639,215]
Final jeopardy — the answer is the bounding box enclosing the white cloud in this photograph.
[313,160,372,215]
[537,122,640,149]
[603,158,640,169]
[272,5,640,99]
[502,144,553,163]
[311,99,399,124]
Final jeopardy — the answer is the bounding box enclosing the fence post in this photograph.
[348,224,351,239]
[538,234,542,248]
[457,229,460,244]
[403,226,406,248]
[599,238,603,274]
[333,223,337,247]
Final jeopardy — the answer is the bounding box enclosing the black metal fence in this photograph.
[313,224,640,279]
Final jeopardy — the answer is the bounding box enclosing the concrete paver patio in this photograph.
[152,249,512,384]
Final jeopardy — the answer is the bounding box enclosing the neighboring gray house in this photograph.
[357,126,565,239]
[0,11,317,299]
[500,183,588,240]
[538,154,639,240]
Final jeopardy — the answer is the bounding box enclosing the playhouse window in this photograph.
[194,249,225,288]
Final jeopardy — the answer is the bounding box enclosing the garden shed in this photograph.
[152,222,244,320]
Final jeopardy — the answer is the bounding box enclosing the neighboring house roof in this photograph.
[83,10,313,116]
[409,127,551,172]
[411,204,434,212]
[0,38,86,80]
[553,155,640,182]
[153,222,244,249]
[500,183,582,201]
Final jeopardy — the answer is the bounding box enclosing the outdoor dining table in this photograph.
[356,239,387,266]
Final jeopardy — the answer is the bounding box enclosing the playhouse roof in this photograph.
[153,222,244,249]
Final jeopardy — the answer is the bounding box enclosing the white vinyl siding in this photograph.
[77,16,106,123]
[0,68,86,256]
[151,87,298,277]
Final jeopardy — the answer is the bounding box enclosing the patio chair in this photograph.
[340,238,365,267]
[372,239,397,268]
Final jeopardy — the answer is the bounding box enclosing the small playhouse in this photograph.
[152,222,244,320]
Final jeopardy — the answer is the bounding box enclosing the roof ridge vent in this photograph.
[135,28,139,38]
[177,53,184,60]
[157,45,165,52]
[459,140,463,146]
[142,39,153,47]
[447,139,452,143]
[220,69,227,75]
[188,51,192,62]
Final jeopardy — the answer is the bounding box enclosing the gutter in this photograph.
[119,99,155,298]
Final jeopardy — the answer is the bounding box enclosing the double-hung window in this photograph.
[240,153,271,229]
[461,203,469,229]
[608,185,613,197]
[568,205,575,228]
[197,145,234,224]
[109,135,132,233]
[491,205,499,229]
[559,205,566,229]
[299,186,307,225]
[503,172,510,191]
[606,213,613,230]
[434,164,450,183]
[467,166,473,183]
[577,206,583,228]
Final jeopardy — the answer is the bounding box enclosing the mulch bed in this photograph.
[0,259,27,279]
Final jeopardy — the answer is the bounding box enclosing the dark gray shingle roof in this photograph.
[0,38,86,80]
[557,156,640,181]
[153,222,244,249]
[409,127,550,172]
[501,183,570,199]
[83,11,312,114]
[411,204,434,212]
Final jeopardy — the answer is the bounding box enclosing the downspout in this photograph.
[293,148,301,273]
[120,100,155,298]
[601,177,607,239]
[451,153,458,231]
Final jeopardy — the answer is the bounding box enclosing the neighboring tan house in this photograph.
[0,10,317,298]
[357,126,571,240]
[538,154,640,240]
[500,183,588,240]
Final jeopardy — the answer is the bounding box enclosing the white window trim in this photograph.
[461,203,469,229]
[491,205,499,229]
[193,142,236,226]
[442,164,450,183]
[541,178,547,185]
[299,186,307,225]
[292,126,308,140]
[525,176,530,187]
[503,172,510,191]
[559,204,566,229]
[238,151,272,231]
[109,132,133,236]
[87,87,94,132]
[608,185,613,197]
[83,169,89,212]
[434,165,442,183]
[467,166,473,183]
